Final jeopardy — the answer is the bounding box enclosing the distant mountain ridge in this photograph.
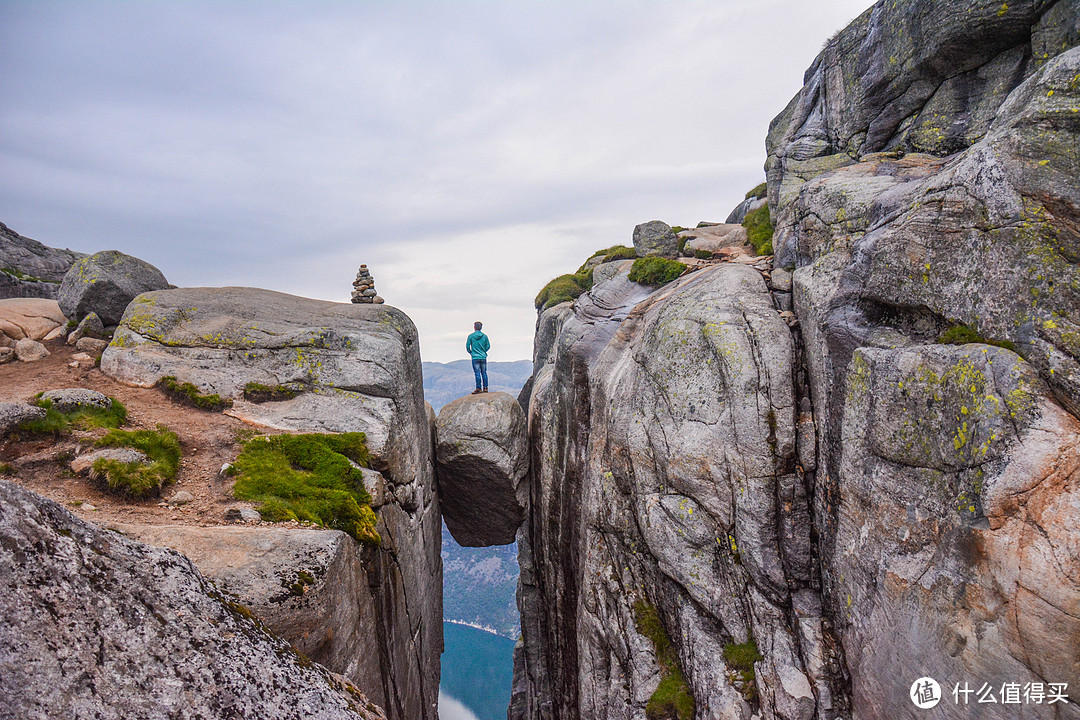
[422,360,532,413]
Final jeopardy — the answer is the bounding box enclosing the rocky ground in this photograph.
[0,338,278,529]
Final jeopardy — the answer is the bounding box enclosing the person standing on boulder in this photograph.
[467,321,490,394]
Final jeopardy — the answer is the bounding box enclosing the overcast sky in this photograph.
[1,0,868,362]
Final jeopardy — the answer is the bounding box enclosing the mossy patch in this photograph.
[937,323,1016,351]
[243,382,300,403]
[1,267,55,284]
[231,432,381,546]
[157,376,233,411]
[742,204,774,255]
[93,424,182,497]
[0,463,15,476]
[18,397,128,435]
[634,600,695,720]
[723,640,763,701]
[628,257,686,286]
[745,182,768,200]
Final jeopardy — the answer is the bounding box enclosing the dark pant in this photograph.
[472,359,488,389]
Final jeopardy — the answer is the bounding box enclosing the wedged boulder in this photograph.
[632,220,679,258]
[676,223,749,255]
[0,221,84,300]
[101,285,441,720]
[436,391,528,547]
[0,297,67,345]
[0,479,385,720]
[116,523,401,712]
[58,249,170,325]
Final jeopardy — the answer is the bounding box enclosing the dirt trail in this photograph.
[0,339,266,528]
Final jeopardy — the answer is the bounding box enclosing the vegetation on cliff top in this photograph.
[745,181,768,200]
[231,432,381,546]
[93,424,183,497]
[628,257,686,286]
[634,600,695,720]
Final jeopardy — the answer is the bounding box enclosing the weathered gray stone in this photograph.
[70,448,149,475]
[632,220,679,258]
[40,387,112,413]
[224,506,262,523]
[726,196,767,224]
[101,286,441,720]
[0,221,84,300]
[0,479,385,720]
[67,310,105,344]
[116,523,407,714]
[0,402,46,437]
[677,223,749,255]
[0,347,12,364]
[58,250,170,325]
[435,392,528,547]
[167,490,194,505]
[0,297,67,344]
[14,338,49,362]
[75,336,109,354]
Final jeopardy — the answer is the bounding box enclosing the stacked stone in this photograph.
[350,265,384,304]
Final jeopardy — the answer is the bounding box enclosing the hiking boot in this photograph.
[472,389,483,395]
[482,387,489,393]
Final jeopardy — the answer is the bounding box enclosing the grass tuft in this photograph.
[19,397,127,435]
[937,324,1016,351]
[243,382,300,403]
[634,601,695,720]
[535,271,593,311]
[157,376,233,411]
[231,432,381,546]
[723,640,763,701]
[745,182,768,200]
[0,463,15,476]
[628,257,686,286]
[93,424,182,497]
[742,204,774,255]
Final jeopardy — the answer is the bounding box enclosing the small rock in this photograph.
[43,325,67,341]
[771,268,793,292]
[218,462,234,479]
[71,448,148,475]
[15,338,50,362]
[224,507,262,523]
[82,503,97,511]
[372,296,385,304]
[0,402,46,438]
[41,388,112,413]
[0,347,13,364]
[75,337,109,355]
[71,352,93,362]
[67,312,106,345]
[168,491,195,506]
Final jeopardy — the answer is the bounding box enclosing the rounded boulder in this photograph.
[435,392,528,547]
[58,250,170,325]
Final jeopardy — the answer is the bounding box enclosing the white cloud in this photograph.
[438,689,480,720]
[0,0,870,361]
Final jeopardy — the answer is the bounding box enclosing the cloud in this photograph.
[0,0,870,361]
[438,689,480,720]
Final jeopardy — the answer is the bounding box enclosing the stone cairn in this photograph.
[351,265,384,304]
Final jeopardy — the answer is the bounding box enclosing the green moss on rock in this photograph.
[157,376,233,411]
[634,600,695,720]
[93,424,182,497]
[628,257,686,286]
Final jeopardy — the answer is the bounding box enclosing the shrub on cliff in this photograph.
[742,204,774,255]
[535,270,593,310]
[231,432,381,546]
[628,257,686,286]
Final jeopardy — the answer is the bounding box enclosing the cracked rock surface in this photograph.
[0,479,387,720]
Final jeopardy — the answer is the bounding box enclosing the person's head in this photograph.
[474,321,483,331]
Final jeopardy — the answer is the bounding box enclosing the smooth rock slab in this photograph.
[436,391,528,547]
[0,480,385,720]
[0,297,66,344]
[58,250,170,325]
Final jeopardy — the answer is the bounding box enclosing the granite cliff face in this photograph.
[512,2,1079,719]
[101,287,442,720]
[0,221,85,300]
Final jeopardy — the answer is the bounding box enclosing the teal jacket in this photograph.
[466,330,490,360]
